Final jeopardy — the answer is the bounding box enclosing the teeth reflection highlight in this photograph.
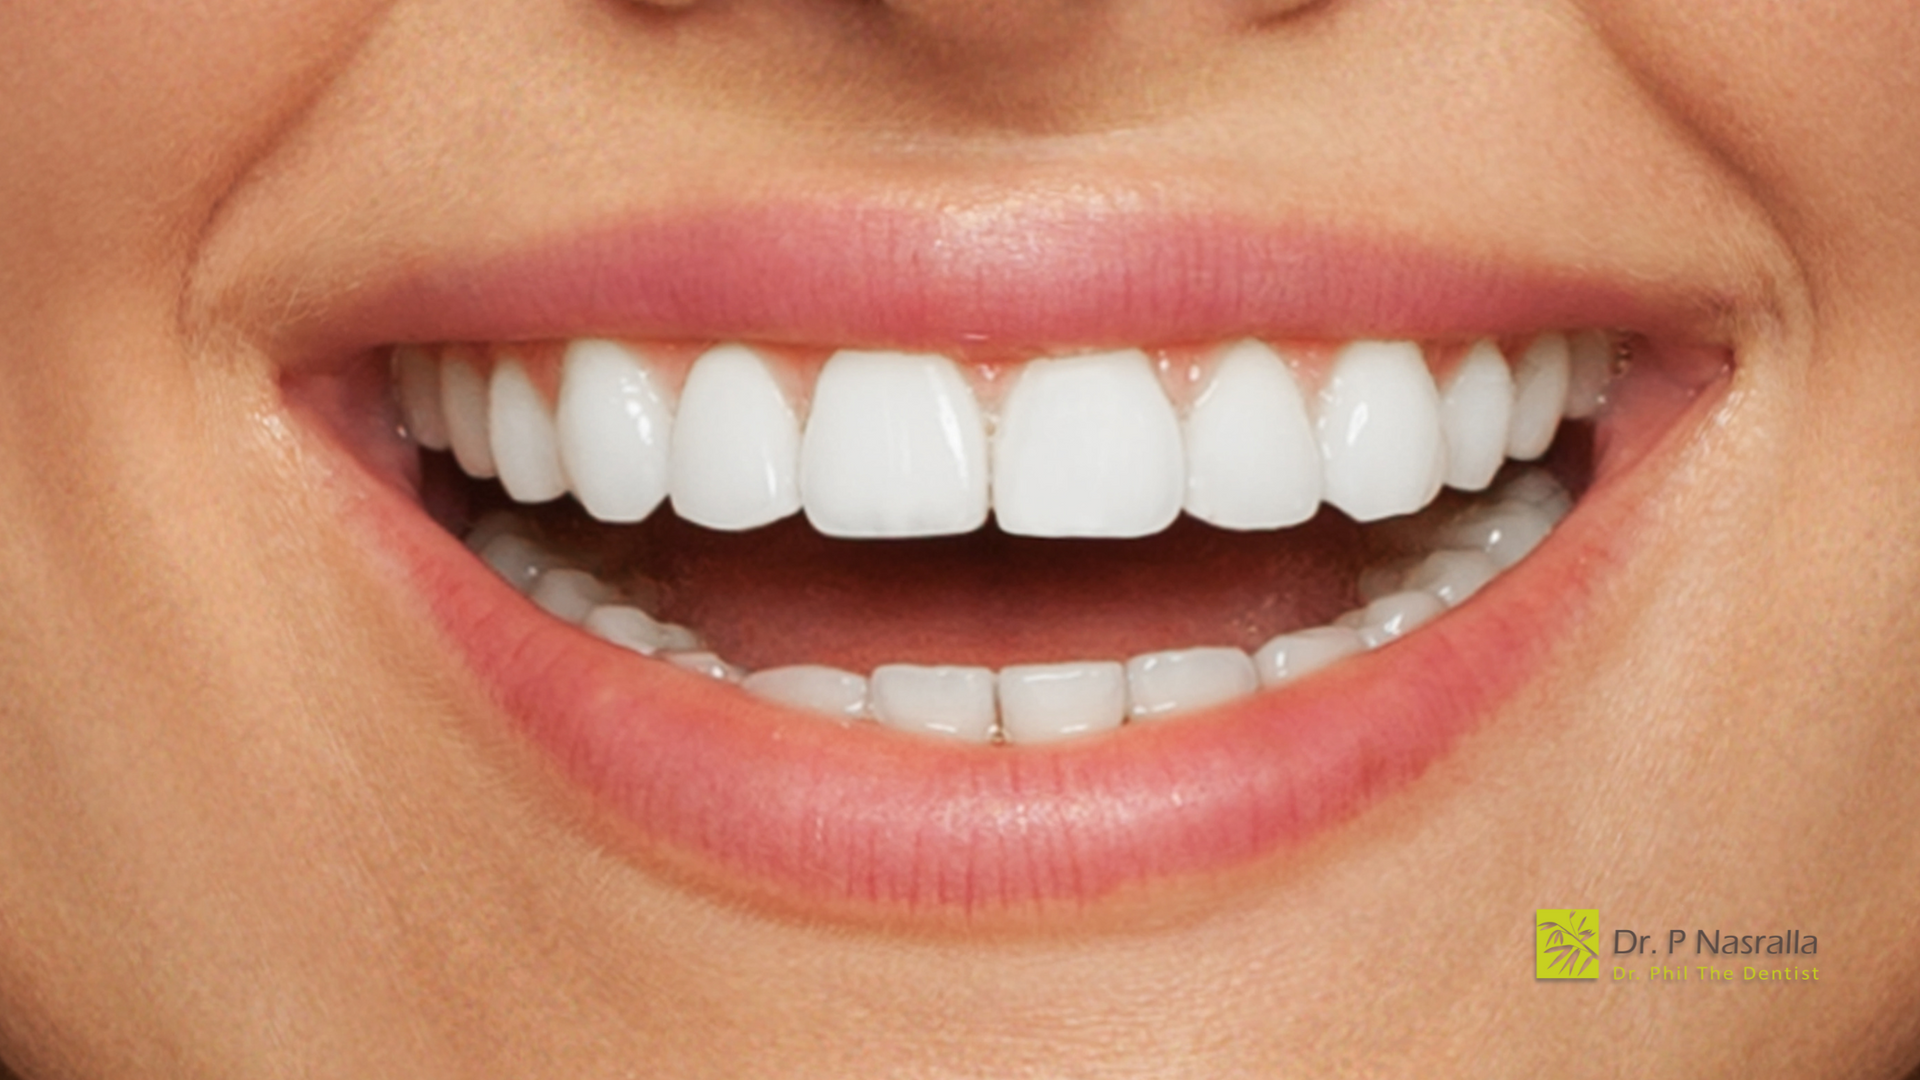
[556,340,674,523]
[459,469,1574,744]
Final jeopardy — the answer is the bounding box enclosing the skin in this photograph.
[2,0,1919,1076]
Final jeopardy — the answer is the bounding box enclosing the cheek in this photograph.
[0,0,395,282]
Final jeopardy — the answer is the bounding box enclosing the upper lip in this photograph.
[266,192,1736,368]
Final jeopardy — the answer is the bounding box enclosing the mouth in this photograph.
[282,207,1732,919]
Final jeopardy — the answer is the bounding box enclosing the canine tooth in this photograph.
[1183,340,1322,529]
[1342,590,1447,648]
[1564,331,1612,420]
[870,665,998,743]
[664,651,745,683]
[1438,340,1514,492]
[440,353,497,479]
[584,605,702,655]
[742,665,870,720]
[1403,549,1500,606]
[1253,627,1366,686]
[998,662,1127,743]
[477,533,563,594]
[994,350,1184,538]
[394,346,451,451]
[1316,341,1447,522]
[556,339,674,523]
[669,344,802,531]
[800,351,989,538]
[1507,333,1571,459]
[529,568,621,625]
[1125,648,1259,721]
[1440,501,1555,568]
[490,359,568,503]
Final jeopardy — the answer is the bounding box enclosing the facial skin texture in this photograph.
[2,0,1919,1076]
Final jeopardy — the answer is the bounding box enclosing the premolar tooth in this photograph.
[394,346,451,451]
[584,605,702,655]
[555,339,673,523]
[1316,341,1447,523]
[1402,549,1500,607]
[529,568,621,625]
[1341,590,1446,648]
[1183,340,1323,529]
[998,662,1127,743]
[440,352,497,479]
[800,351,989,538]
[994,350,1185,538]
[490,358,568,504]
[1564,330,1612,420]
[1125,648,1258,721]
[870,665,997,743]
[1507,333,1572,460]
[669,344,802,531]
[664,651,745,683]
[1253,627,1366,686]
[476,533,562,594]
[1438,340,1514,492]
[1440,500,1556,568]
[742,666,870,720]
[1500,470,1573,521]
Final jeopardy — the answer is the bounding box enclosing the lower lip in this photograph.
[330,378,1696,921]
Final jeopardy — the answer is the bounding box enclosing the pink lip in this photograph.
[296,202,1726,918]
[288,202,1706,361]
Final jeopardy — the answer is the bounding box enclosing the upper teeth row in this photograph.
[395,334,1612,536]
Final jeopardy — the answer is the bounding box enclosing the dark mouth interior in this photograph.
[418,426,1594,672]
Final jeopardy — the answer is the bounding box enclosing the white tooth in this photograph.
[394,346,451,451]
[529,568,621,625]
[477,533,563,594]
[664,651,744,683]
[555,339,674,523]
[1564,331,1612,420]
[1439,501,1556,568]
[489,359,568,503]
[669,344,802,531]
[584,605,703,655]
[1183,340,1323,529]
[462,510,534,555]
[1315,341,1447,523]
[1402,549,1500,607]
[998,662,1127,744]
[1125,648,1258,721]
[1438,340,1515,492]
[800,351,989,538]
[994,351,1185,538]
[1342,590,1447,648]
[1507,333,1571,460]
[440,353,497,479]
[1253,626,1366,686]
[742,665,870,720]
[870,665,998,743]
[1500,470,1573,521]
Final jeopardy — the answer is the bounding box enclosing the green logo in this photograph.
[1536,909,1600,979]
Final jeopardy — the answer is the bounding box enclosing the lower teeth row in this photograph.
[465,469,1571,745]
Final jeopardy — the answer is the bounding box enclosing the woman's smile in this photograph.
[273,194,1733,913]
